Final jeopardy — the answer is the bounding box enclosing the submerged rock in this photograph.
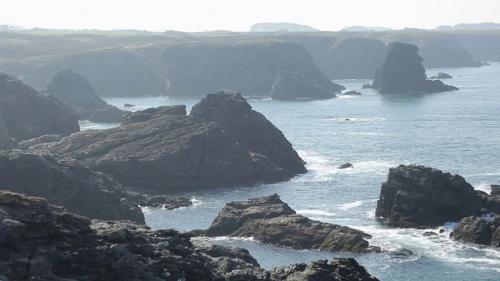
[0,151,144,223]
[376,165,481,227]
[451,215,500,247]
[372,43,458,94]
[0,73,79,142]
[28,93,306,191]
[429,72,453,80]
[46,70,126,123]
[0,191,379,281]
[204,194,379,253]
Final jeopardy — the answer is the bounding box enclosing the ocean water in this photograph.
[94,63,500,280]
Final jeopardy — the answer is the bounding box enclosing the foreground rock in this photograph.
[371,43,458,94]
[376,165,482,227]
[46,70,126,122]
[164,41,344,100]
[451,215,500,247]
[0,151,144,223]
[204,194,378,253]
[0,191,379,281]
[0,73,79,143]
[28,93,306,191]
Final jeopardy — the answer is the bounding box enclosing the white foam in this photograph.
[474,182,492,194]
[297,209,336,217]
[190,197,204,207]
[337,200,364,211]
[211,236,256,242]
[296,150,336,182]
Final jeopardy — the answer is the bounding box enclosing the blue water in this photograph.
[92,63,500,280]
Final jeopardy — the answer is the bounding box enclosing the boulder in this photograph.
[204,194,379,253]
[28,93,306,191]
[429,72,453,79]
[0,150,144,223]
[46,70,126,122]
[0,73,79,142]
[163,41,344,100]
[371,43,458,94]
[375,165,482,227]
[0,191,379,281]
[451,215,500,247]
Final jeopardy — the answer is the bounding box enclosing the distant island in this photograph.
[436,22,500,31]
[250,22,318,32]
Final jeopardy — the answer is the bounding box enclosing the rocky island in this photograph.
[371,43,459,94]
[27,93,307,191]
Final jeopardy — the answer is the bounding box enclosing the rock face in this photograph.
[205,194,378,253]
[46,70,126,122]
[0,151,144,223]
[0,191,379,281]
[451,215,500,247]
[28,93,306,191]
[163,41,344,100]
[376,165,482,227]
[372,43,459,94]
[0,73,79,142]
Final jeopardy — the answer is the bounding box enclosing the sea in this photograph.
[81,63,500,281]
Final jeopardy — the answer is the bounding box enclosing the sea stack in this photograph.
[46,70,125,123]
[372,43,458,94]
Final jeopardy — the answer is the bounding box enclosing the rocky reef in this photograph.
[46,70,126,123]
[0,151,144,223]
[371,43,459,94]
[163,41,344,100]
[0,191,379,281]
[376,165,482,228]
[0,73,79,143]
[27,93,306,191]
[203,194,379,253]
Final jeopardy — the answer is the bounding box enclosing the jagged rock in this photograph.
[372,43,458,94]
[429,72,453,79]
[0,191,379,281]
[0,73,79,142]
[0,151,144,223]
[343,91,362,96]
[46,70,126,123]
[204,194,379,253]
[163,41,344,100]
[476,190,500,214]
[451,215,500,247]
[376,165,482,227]
[28,93,306,191]
[338,163,353,169]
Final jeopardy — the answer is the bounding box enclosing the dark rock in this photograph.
[47,70,127,123]
[339,163,353,169]
[28,93,306,191]
[0,116,15,149]
[491,185,500,197]
[163,41,344,100]
[192,239,260,266]
[270,70,342,100]
[128,192,192,209]
[124,103,135,108]
[423,231,438,237]
[476,190,500,214]
[451,215,500,247]
[204,194,379,253]
[429,72,453,80]
[372,43,459,94]
[0,73,79,142]
[0,150,144,223]
[0,191,379,281]
[376,165,482,228]
[343,91,362,96]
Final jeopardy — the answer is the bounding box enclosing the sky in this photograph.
[1,0,500,32]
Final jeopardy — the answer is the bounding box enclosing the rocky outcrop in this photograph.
[46,70,126,122]
[0,150,144,223]
[204,194,379,253]
[28,93,306,191]
[0,73,79,142]
[376,165,482,228]
[429,72,453,80]
[0,191,379,281]
[371,43,459,94]
[128,192,193,209]
[451,215,500,247]
[163,41,344,100]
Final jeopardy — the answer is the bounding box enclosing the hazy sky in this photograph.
[2,0,500,31]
